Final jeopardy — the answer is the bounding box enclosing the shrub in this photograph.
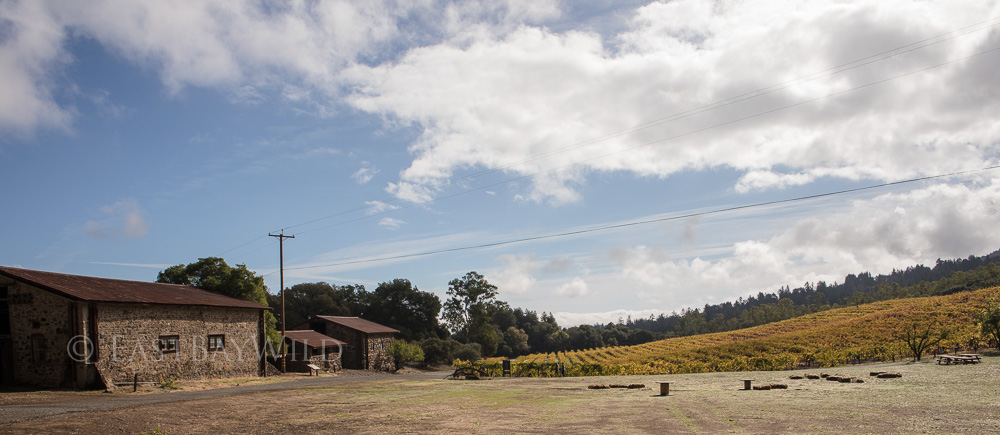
[389,340,425,370]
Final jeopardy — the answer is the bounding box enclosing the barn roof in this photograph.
[284,330,347,348]
[0,266,270,310]
[314,316,400,334]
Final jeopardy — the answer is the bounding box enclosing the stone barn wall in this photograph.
[367,333,395,372]
[95,303,262,385]
[0,277,75,386]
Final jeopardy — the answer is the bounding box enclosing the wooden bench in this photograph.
[958,353,982,362]
[307,363,323,375]
[936,355,980,365]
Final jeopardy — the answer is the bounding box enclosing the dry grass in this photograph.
[3,357,999,434]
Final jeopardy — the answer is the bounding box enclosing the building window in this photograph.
[207,334,225,351]
[158,335,179,354]
[31,334,47,362]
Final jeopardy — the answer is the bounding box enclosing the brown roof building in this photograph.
[0,267,271,389]
[282,330,347,373]
[294,316,398,371]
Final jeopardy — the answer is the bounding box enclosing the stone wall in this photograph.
[94,303,262,386]
[367,333,396,372]
[284,345,343,373]
[0,277,75,386]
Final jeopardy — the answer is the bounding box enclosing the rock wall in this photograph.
[95,303,262,385]
[0,277,75,386]
[367,333,395,372]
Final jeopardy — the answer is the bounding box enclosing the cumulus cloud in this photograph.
[8,1,998,204]
[84,199,149,239]
[0,0,562,135]
[344,0,1000,204]
[491,253,539,295]
[556,277,589,297]
[609,178,1000,306]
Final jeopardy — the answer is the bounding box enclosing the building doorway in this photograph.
[0,338,13,385]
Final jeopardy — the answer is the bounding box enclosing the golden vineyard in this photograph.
[467,287,999,377]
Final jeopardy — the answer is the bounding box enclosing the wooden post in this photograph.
[270,231,294,374]
[741,379,753,390]
[133,373,138,392]
[657,381,672,396]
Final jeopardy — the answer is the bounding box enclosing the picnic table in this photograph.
[936,354,981,365]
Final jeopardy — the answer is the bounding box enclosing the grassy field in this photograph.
[509,287,1000,375]
[4,357,999,433]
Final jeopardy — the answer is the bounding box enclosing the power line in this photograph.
[268,16,1000,236]
[284,165,1000,271]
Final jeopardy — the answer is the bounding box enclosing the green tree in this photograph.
[365,279,444,341]
[420,338,462,366]
[442,271,500,342]
[271,282,363,327]
[980,298,1000,347]
[157,257,280,351]
[502,326,530,357]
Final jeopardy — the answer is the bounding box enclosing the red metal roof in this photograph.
[0,266,270,310]
[283,330,347,348]
[315,316,400,334]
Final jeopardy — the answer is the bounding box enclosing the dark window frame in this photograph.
[207,334,225,351]
[158,335,179,354]
[31,334,47,363]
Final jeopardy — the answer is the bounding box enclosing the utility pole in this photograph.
[269,231,294,373]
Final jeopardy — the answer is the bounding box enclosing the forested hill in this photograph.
[620,249,1000,338]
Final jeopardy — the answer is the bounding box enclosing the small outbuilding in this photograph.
[282,330,346,373]
[0,267,271,389]
[294,316,398,371]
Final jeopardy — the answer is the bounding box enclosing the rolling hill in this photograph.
[497,286,998,376]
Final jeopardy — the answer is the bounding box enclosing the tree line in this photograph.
[157,249,1000,365]
[621,250,1000,339]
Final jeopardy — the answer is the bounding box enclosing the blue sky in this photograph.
[3,0,1000,326]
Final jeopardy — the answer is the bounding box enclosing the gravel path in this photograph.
[0,371,449,424]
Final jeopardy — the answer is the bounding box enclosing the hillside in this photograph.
[500,286,999,376]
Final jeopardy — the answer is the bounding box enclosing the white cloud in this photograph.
[377,217,405,230]
[0,0,74,134]
[556,277,589,297]
[364,200,399,215]
[608,178,1000,307]
[353,162,380,184]
[0,0,563,135]
[553,308,664,327]
[343,0,1000,204]
[84,198,149,240]
[491,253,539,295]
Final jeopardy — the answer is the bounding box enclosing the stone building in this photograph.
[0,267,271,389]
[282,330,345,373]
[294,316,398,371]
